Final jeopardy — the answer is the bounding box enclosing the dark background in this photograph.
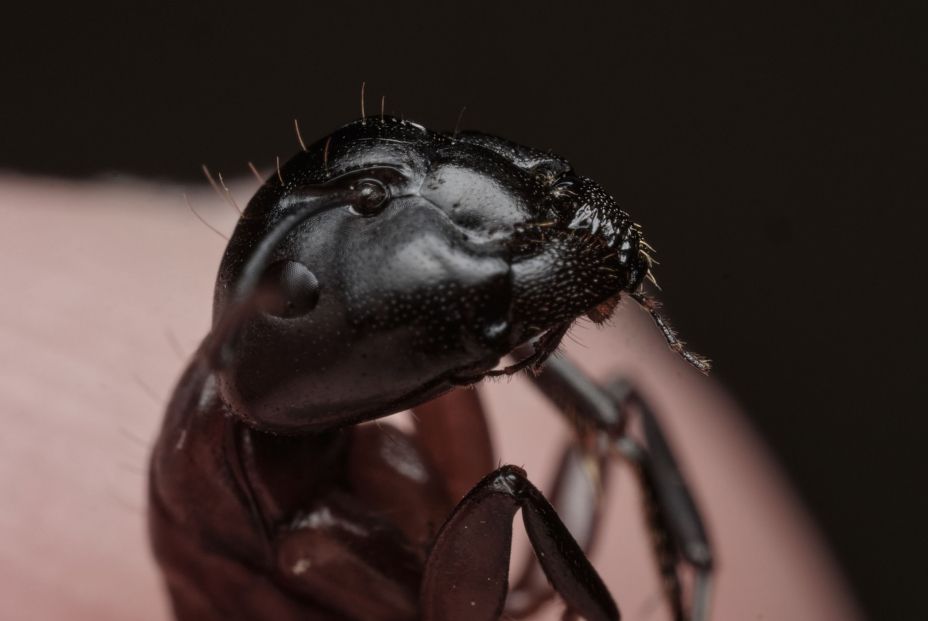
[2,2,924,618]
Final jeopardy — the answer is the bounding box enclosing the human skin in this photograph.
[0,176,862,620]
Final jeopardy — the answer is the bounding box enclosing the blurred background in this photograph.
[1,2,923,618]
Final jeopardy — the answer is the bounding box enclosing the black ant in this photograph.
[149,115,712,621]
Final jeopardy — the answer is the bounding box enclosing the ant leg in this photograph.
[526,353,631,434]
[413,388,495,503]
[506,440,606,619]
[504,355,628,617]
[421,466,619,621]
[412,379,610,618]
[524,355,713,621]
[603,379,713,621]
[506,441,609,618]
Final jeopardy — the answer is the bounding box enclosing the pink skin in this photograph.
[0,175,862,620]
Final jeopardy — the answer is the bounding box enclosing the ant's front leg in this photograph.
[410,382,611,619]
[528,355,714,621]
[505,439,609,619]
[603,378,713,621]
[420,465,619,621]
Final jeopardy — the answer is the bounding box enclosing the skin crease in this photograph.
[0,176,863,620]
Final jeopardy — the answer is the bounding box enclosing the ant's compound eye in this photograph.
[258,260,321,318]
[349,178,389,216]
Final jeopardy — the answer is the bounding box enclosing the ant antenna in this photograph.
[202,189,357,371]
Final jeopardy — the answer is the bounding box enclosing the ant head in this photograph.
[212,117,648,433]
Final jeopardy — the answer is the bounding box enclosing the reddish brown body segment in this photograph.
[150,371,489,620]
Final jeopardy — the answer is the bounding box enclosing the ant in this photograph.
[149,115,712,621]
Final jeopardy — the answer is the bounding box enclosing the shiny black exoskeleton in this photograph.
[150,117,712,621]
[214,117,649,432]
